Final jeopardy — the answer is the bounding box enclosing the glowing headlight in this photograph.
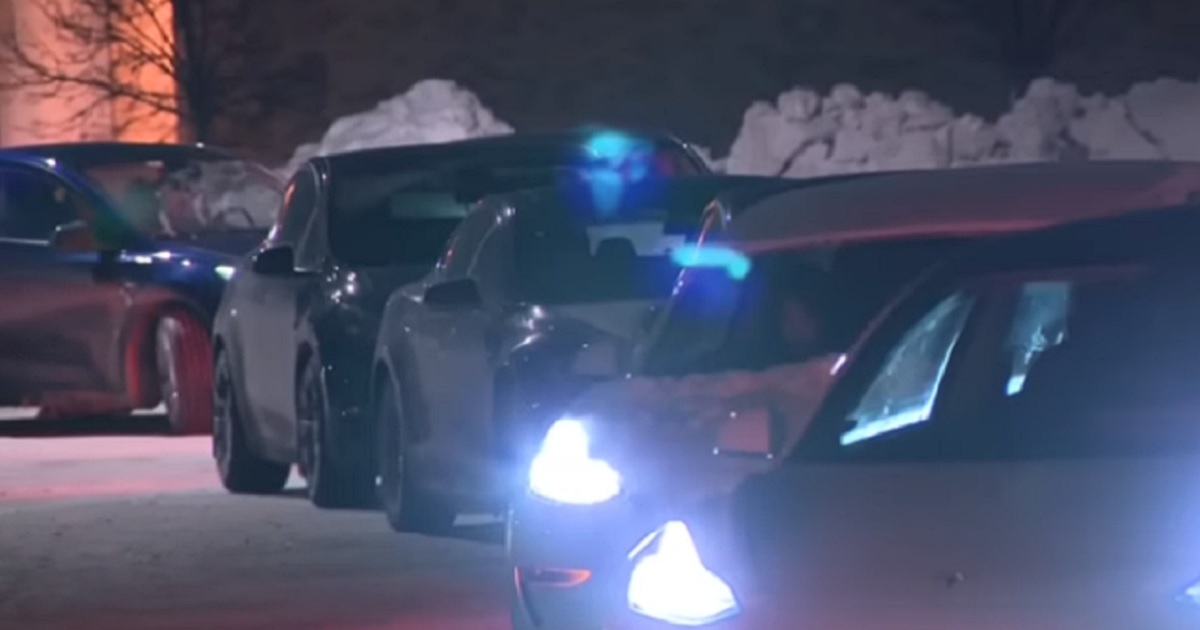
[527,418,621,505]
[627,521,740,626]
[1178,577,1200,607]
[214,265,236,280]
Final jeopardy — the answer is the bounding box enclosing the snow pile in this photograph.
[723,78,1200,177]
[284,79,514,174]
[163,160,284,231]
[284,77,1200,180]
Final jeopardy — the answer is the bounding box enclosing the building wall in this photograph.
[0,0,177,146]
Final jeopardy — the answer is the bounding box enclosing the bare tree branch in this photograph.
[0,0,267,143]
[953,0,1109,98]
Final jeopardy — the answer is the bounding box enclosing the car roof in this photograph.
[490,174,780,212]
[725,161,1200,254]
[709,172,883,218]
[941,202,1200,277]
[0,142,241,166]
[467,174,777,233]
[317,128,702,173]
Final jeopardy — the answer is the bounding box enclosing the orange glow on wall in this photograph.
[112,0,178,142]
[0,0,180,145]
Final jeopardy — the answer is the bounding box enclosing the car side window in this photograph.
[841,292,975,447]
[267,169,318,246]
[439,210,494,278]
[293,179,327,271]
[1003,281,1070,395]
[964,268,1200,460]
[470,221,514,303]
[693,203,724,245]
[0,168,79,241]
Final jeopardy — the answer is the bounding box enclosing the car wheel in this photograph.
[296,357,374,509]
[375,375,456,534]
[155,311,214,435]
[213,350,289,494]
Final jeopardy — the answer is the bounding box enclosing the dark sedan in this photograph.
[0,142,283,433]
[211,129,709,504]
[371,174,779,533]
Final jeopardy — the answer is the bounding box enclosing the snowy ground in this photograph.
[0,419,508,630]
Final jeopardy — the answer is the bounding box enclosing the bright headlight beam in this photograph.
[527,418,621,505]
[627,521,741,626]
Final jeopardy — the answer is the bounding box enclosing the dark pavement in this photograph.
[0,413,509,630]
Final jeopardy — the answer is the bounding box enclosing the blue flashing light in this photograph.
[576,131,656,215]
[585,131,642,164]
[670,244,752,280]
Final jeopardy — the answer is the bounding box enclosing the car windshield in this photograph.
[513,192,705,304]
[326,138,701,267]
[329,163,581,266]
[578,135,706,177]
[641,237,965,377]
[80,158,284,237]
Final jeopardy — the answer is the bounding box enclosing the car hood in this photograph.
[537,299,657,344]
[149,230,269,260]
[566,353,843,505]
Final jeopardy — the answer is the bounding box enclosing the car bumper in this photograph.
[509,492,753,630]
[509,491,651,629]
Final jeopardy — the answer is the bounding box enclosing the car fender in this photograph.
[118,284,212,407]
[372,291,436,445]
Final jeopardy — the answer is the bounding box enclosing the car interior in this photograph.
[330,167,567,266]
[978,269,1200,457]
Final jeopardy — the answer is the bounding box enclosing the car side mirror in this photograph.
[251,245,297,275]
[572,339,622,379]
[423,277,483,309]
[713,406,782,460]
[49,220,99,253]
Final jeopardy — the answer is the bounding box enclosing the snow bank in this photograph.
[176,160,283,229]
[722,78,1200,177]
[283,79,514,174]
[284,76,1200,180]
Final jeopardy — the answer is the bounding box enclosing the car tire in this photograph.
[155,311,214,435]
[375,375,456,534]
[297,357,374,509]
[213,350,289,494]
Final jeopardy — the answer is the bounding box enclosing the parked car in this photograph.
[483,175,804,458]
[211,129,707,505]
[507,160,1200,630]
[0,142,282,433]
[479,172,882,479]
[685,172,879,249]
[370,174,785,533]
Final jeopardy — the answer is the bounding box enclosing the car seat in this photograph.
[592,237,639,297]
